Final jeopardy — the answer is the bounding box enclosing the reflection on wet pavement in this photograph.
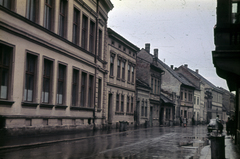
[0,125,209,159]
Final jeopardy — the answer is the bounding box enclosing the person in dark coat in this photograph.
[226,117,231,135]
[180,116,183,126]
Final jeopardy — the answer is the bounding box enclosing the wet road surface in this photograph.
[0,125,209,159]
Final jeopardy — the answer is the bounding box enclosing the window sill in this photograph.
[141,117,148,119]
[121,79,125,82]
[109,75,114,79]
[70,106,94,111]
[97,108,102,112]
[131,82,135,85]
[40,103,54,108]
[117,77,120,81]
[21,102,39,107]
[55,105,68,109]
[115,112,124,115]
[126,112,134,115]
[0,100,15,106]
[127,81,131,84]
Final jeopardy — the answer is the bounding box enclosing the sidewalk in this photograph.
[200,135,240,159]
[0,127,140,150]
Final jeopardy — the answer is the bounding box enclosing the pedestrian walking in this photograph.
[226,117,231,135]
[183,118,187,127]
[229,116,236,140]
[180,116,183,127]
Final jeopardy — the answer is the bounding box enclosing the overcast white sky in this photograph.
[108,0,230,91]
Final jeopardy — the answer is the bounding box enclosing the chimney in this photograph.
[196,69,199,74]
[184,64,188,68]
[154,49,158,59]
[170,65,174,69]
[145,43,150,53]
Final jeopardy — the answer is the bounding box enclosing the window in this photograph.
[0,0,12,10]
[188,93,192,102]
[98,29,102,58]
[24,54,37,102]
[42,59,53,103]
[197,97,199,105]
[98,79,102,108]
[121,94,124,112]
[80,72,87,106]
[154,79,157,94]
[72,69,79,106]
[122,61,125,80]
[141,100,144,116]
[128,64,130,82]
[57,64,66,105]
[151,78,153,93]
[180,92,183,100]
[127,96,130,112]
[88,75,93,107]
[185,92,187,101]
[145,101,147,117]
[158,80,160,94]
[110,56,114,76]
[116,94,119,111]
[232,1,240,23]
[0,44,12,100]
[89,21,95,53]
[131,66,134,83]
[117,59,121,78]
[26,0,38,22]
[194,96,196,104]
[72,8,80,44]
[81,14,88,50]
[131,97,134,112]
[59,0,67,37]
[44,0,53,30]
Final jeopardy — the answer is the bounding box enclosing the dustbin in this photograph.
[119,121,128,132]
[209,135,225,159]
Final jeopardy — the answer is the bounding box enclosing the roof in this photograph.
[157,59,195,88]
[160,93,175,105]
[136,78,151,90]
[183,66,223,93]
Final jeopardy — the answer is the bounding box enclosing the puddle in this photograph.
[179,136,210,159]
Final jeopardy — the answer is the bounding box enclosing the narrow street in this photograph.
[0,125,209,159]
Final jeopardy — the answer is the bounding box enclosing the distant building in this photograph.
[106,28,139,129]
[155,62,195,126]
[136,44,164,126]
[212,0,240,146]
[175,65,224,124]
[0,0,113,136]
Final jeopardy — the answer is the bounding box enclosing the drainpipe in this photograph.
[93,0,99,131]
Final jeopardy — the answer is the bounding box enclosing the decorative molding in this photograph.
[0,100,15,106]
[21,102,39,107]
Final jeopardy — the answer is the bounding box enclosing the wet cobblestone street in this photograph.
[0,125,209,159]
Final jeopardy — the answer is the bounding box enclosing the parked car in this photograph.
[207,119,223,133]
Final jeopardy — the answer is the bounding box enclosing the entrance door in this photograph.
[150,107,153,126]
[160,108,164,125]
[108,94,112,124]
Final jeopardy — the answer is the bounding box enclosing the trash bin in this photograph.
[119,121,128,132]
[209,135,225,159]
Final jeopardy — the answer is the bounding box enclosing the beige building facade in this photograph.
[106,28,139,129]
[0,0,113,136]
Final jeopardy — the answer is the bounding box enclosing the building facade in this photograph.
[0,0,113,136]
[212,0,240,145]
[106,28,139,129]
[136,44,164,126]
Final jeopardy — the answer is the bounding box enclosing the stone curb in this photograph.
[0,127,153,150]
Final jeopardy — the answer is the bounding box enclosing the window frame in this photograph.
[24,52,38,102]
[56,63,67,105]
[121,94,124,112]
[59,0,68,38]
[116,94,119,112]
[0,43,13,101]
[71,68,79,106]
[72,7,80,45]
[26,0,39,23]
[97,78,102,108]
[41,57,54,104]
[88,74,94,107]
[80,71,87,107]
[131,66,134,83]
[44,0,54,31]
[98,29,102,59]
[117,58,121,79]
[81,14,88,50]
[89,20,95,54]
